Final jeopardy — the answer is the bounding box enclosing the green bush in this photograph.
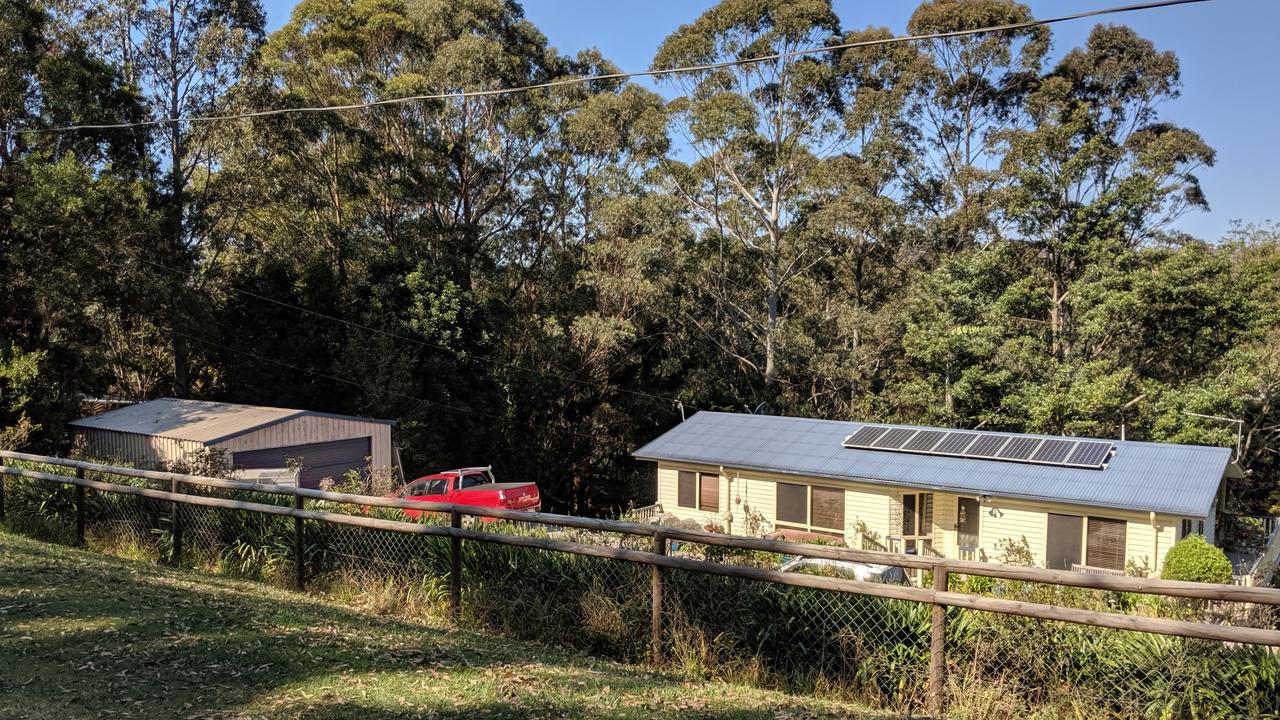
[1161,534,1233,584]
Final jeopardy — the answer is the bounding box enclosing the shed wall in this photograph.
[74,428,203,469]
[212,415,393,469]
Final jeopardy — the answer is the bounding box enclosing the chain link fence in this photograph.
[2,458,1279,719]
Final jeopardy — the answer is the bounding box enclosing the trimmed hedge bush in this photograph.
[1161,534,1233,584]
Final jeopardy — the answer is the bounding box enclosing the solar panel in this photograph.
[843,425,888,448]
[934,432,980,455]
[903,430,947,453]
[872,427,917,449]
[997,436,1042,461]
[1066,441,1112,468]
[841,424,1111,471]
[1031,439,1075,464]
[965,434,1011,458]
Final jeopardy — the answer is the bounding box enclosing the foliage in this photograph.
[1161,534,1234,584]
[6,0,1280,520]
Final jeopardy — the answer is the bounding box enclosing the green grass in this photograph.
[0,532,892,720]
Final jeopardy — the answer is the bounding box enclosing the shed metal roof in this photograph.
[633,412,1230,517]
[70,398,392,445]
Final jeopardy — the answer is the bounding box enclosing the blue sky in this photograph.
[259,0,1279,241]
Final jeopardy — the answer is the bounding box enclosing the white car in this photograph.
[778,556,909,585]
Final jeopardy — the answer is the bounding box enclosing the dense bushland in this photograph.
[2,0,1279,520]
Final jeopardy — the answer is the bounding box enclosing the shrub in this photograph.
[1161,535,1233,584]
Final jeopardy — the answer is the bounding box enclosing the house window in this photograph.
[776,483,808,524]
[810,487,845,530]
[901,492,933,551]
[776,483,845,536]
[677,471,697,509]
[677,470,719,512]
[1086,517,1127,571]
[699,473,720,513]
[1179,518,1205,540]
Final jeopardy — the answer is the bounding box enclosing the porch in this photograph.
[1219,513,1280,587]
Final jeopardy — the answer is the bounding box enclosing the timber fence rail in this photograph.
[2,451,1280,719]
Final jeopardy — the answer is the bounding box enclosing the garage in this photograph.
[232,436,372,488]
[70,398,396,487]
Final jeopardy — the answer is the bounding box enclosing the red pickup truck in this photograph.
[395,466,541,520]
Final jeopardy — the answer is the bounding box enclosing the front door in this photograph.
[957,497,980,551]
[1047,513,1084,570]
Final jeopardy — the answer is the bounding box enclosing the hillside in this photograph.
[0,532,885,720]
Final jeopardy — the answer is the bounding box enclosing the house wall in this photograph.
[73,428,203,469]
[212,415,394,469]
[655,461,1187,573]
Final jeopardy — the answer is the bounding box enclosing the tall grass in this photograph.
[3,469,1279,718]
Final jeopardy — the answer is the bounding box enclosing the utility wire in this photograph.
[129,253,691,410]
[3,0,1209,136]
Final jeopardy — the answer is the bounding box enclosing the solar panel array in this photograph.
[842,425,1113,470]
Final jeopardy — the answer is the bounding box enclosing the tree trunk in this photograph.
[1049,274,1063,359]
[764,282,778,386]
[167,0,188,397]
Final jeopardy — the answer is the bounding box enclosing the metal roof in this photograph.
[633,412,1230,517]
[69,398,392,445]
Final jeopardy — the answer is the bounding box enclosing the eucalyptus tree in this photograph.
[217,0,671,510]
[904,0,1047,253]
[654,0,915,401]
[0,0,155,446]
[998,24,1214,358]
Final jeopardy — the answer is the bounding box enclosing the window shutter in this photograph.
[776,483,807,524]
[810,487,845,531]
[677,471,696,509]
[699,473,719,513]
[921,493,933,534]
[1086,517,1127,571]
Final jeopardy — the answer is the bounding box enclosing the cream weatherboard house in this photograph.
[634,412,1238,575]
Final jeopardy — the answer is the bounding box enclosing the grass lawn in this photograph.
[0,532,894,719]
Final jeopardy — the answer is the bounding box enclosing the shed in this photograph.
[70,398,395,488]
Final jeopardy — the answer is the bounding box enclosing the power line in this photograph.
[3,0,1209,136]
[128,253,691,410]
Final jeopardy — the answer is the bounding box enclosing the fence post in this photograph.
[74,468,86,547]
[929,562,949,718]
[651,531,666,665]
[293,495,305,590]
[0,471,6,523]
[449,509,462,623]
[170,478,183,565]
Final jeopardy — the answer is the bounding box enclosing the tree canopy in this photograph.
[4,0,1279,517]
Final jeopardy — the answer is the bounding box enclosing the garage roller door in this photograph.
[232,436,371,489]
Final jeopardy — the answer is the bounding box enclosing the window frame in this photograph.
[775,482,846,537]
[677,470,697,509]
[698,472,720,513]
[1179,518,1205,540]
[1085,516,1127,572]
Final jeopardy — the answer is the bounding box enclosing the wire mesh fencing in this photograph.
[2,458,1280,720]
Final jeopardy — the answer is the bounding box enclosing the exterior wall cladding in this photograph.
[655,461,1182,574]
[74,415,393,472]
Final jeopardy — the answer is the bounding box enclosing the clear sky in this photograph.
[258,0,1279,241]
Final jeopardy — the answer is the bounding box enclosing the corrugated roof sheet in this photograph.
[633,412,1230,517]
[69,398,389,445]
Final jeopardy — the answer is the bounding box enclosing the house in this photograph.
[633,411,1241,575]
[70,398,396,488]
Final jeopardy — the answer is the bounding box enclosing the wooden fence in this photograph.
[2,450,1280,717]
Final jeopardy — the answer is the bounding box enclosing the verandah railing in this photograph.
[2,450,1280,719]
